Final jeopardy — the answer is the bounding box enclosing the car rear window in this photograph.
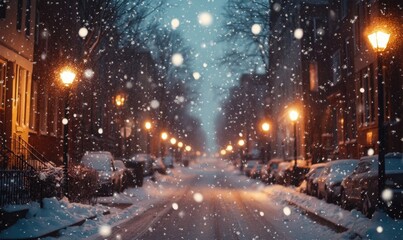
[82,154,112,171]
[386,157,403,171]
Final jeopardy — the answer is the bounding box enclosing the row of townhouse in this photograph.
[268,0,402,163]
[0,0,162,171]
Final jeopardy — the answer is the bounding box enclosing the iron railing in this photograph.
[13,135,52,170]
[0,144,40,207]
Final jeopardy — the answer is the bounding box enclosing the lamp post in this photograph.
[60,67,76,198]
[177,141,183,163]
[368,29,390,209]
[238,139,245,172]
[115,93,127,158]
[170,137,177,161]
[261,122,270,162]
[144,121,152,155]
[160,132,168,158]
[289,109,299,185]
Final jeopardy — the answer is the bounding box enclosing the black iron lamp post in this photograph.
[144,121,152,155]
[368,28,391,209]
[115,93,127,157]
[289,109,299,185]
[261,122,270,162]
[60,67,76,198]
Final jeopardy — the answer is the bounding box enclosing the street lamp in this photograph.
[144,121,152,155]
[115,92,127,157]
[261,122,271,162]
[238,139,245,172]
[160,131,168,157]
[226,144,233,152]
[289,109,299,185]
[368,28,390,209]
[60,67,76,198]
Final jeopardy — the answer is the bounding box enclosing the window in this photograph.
[341,0,348,20]
[16,0,23,31]
[357,65,375,126]
[0,60,5,109]
[25,0,31,36]
[309,61,318,92]
[29,80,38,131]
[48,94,58,136]
[332,50,341,84]
[0,0,6,19]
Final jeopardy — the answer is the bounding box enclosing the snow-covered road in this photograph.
[1,158,402,240]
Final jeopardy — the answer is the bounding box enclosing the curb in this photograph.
[286,199,363,239]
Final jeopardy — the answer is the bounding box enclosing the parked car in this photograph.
[250,163,264,179]
[153,157,167,174]
[80,151,123,196]
[244,160,260,177]
[128,153,155,176]
[163,155,174,168]
[275,159,309,186]
[260,159,283,184]
[340,153,403,218]
[114,160,132,191]
[316,159,359,203]
[305,163,326,196]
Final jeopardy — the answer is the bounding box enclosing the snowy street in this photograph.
[2,158,401,240]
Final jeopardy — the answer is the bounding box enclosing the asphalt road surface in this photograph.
[94,163,291,240]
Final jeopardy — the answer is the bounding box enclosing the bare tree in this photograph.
[220,0,270,73]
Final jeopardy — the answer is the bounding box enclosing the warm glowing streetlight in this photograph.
[185,145,192,152]
[238,139,245,147]
[226,144,233,152]
[60,66,76,198]
[220,149,227,156]
[161,132,168,140]
[368,27,391,210]
[145,121,152,130]
[115,93,126,107]
[261,122,270,132]
[368,30,390,52]
[170,137,177,145]
[178,141,184,148]
[115,92,128,157]
[289,110,299,122]
[60,68,76,86]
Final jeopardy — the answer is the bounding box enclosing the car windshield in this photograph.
[82,154,112,171]
[385,157,403,171]
[114,160,125,169]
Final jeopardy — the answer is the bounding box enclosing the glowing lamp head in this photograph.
[289,110,299,122]
[115,94,126,107]
[185,146,191,152]
[226,145,233,151]
[161,132,168,140]
[178,142,183,148]
[238,139,245,147]
[368,30,390,52]
[145,121,152,130]
[60,68,76,86]
[261,122,270,132]
[170,137,177,145]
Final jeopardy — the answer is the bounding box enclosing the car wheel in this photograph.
[340,189,350,210]
[324,186,332,203]
[362,194,375,218]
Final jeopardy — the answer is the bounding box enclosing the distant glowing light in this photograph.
[193,192,204,202]
[126,81,133,89]
[171,18,180,29]
[294,28,304,39]
[198,12,213,27]
[172,53,184,66]
[78,27,88,38]
[283,207,291,216]
[251,24,262,35]
[193,72,201,80]
[98,224,112,237]
[98,128,103,134]
[84,69,95,79]
[150,100,160,109]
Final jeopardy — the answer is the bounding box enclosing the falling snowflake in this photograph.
[78,27,88,38]
[171,18,180,30]
[198,12,213,26]
[283,207,291,216]
[294,28,304,39]
[193,192,204,202]
[98,224,112,237]
[251,24,262,35]
[172,53,184,66]
[62,118,68,125]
